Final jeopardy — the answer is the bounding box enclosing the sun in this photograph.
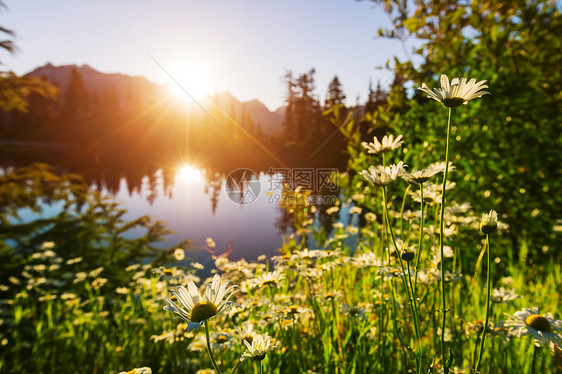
[177,165,203,182]
[167,61,214,102]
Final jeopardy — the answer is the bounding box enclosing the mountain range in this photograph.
[26,63,284,135]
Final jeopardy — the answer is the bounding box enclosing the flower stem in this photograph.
[407,260,424,374]
[204,319,221,374]
[414,183,424,293]
[439,106,452,374]
[530,345,539,374]
[231,360,241,374]
[382,186,423,373]
[475,234,492,373]
[399,183,412,236]
[259,360,264,374]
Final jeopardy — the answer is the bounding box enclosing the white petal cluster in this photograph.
[362,134,403,154]
[247,270,284,289]
[419,74,490,107]
[173,248,185,261]
[490,287,520,304]
[164,274,238,331]
[505,307,562,350]
[400,164,444,184]
[240,333,276,361]
[480,209,499,234]
[361,161,406,186]
[118,368,152,374]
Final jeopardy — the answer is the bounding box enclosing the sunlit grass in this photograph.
[0,239,559,373]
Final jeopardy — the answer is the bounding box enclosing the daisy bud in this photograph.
[401,250,415,262]
[480,210,498,234]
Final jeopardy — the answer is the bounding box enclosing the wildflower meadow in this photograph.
[1,71,560,374]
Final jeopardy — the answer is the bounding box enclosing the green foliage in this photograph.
[363,0,562,261]
[0,3,59,112]
[0,71,59,113]
[1,263,185,373]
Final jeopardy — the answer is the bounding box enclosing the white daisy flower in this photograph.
[340,303,370,319]
[320,290,344,302]
[164,274,238,331]
[361,161,406,187]
[210,331,236,351]
[400,165,442,184]
[364,212,377,222]
[235,321,258,346]
[418,74,490,107]
[480,210,499,234]
[41,241,55,249]
[353,251,382,268]
[173,248,185,261]
[326,206,339,215]
[428,161,455,173]
[349,206,362,214]
[240,333,276,362]
[206,237,216,248]
[490,287,520,304]
[505,307,562,350]
[362,134,403,154]
[118,367,151,374]
[247,270,284,289]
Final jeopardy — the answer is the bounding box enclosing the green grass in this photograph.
[0,221,560,373]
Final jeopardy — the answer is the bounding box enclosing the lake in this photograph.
[108,166,287,266]
[1,147,348,265]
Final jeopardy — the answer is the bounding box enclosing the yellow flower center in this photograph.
[163,269,174,276]
[442,97,465,108]
[480,222,498,235]
[525,314,552,332]
[287,305,300,314]
[243,335,254,345]
[190,301,218,322]
[282,320,292,327]
[411,175,430,183]
[216,335,228,344]
[324,292,335,300]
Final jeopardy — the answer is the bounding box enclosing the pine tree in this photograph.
[324,75,346,110]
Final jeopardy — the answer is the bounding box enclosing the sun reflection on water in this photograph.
[177,165,203,183]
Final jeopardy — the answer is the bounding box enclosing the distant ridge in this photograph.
[209,92,283,135]
[26,63,156,103]
[25,63,284,135]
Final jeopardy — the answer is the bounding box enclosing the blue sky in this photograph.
[1,0,415,110]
